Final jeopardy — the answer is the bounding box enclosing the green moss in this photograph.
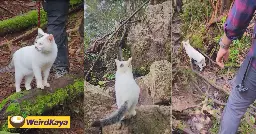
[70,0,83,6]
[0,79,84,132]
[133,66,150,76]
[0,10,47,35]
[122,48,132,59]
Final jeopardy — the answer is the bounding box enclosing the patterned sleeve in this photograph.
[224,0,256,41]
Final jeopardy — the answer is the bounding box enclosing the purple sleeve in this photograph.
[224,0,256,41]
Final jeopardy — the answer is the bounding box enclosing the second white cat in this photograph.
[91,57,140,127]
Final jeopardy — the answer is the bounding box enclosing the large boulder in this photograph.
[102,105,171,134]
[127,1,172,69]
[136,60,171,105]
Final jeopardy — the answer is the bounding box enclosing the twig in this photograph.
[86,33,112,53]
[85,0,150,79]
[118,24,128,61]
[0,5,16,16]
[67,26,79,34]
[192,70,230,94]
[67,15,83,34]
[197,49,217,65]
[192,69,256,114]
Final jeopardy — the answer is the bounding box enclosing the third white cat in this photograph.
[182,39,206,71]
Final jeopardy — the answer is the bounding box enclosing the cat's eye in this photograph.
[120,64,124,67]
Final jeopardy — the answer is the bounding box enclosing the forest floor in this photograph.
[0,1,84,133]
[172,1,256,133]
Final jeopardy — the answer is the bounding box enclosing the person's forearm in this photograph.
[222,33,232,47]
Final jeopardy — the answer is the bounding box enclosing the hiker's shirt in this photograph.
[224,0,256,68]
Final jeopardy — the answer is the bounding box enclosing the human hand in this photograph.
[216,47,230,68]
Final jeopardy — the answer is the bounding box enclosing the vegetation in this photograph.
[0,10,47,35]
[85,0,127,43]
[0,0,83,36]
[179,0,255,133]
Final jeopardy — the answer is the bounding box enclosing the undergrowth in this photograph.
[180,0,254,133]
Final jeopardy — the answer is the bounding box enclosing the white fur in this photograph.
[13,28,58,92]
[182,39,206,71]
[114,57,140,118]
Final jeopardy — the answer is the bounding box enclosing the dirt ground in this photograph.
[0,2,84,133]
[0,0,34,21]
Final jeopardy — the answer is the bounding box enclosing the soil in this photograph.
[0,3,84,134]
[0,0,35,21]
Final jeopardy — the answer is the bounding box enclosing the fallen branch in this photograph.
[85,0,150,79]
[191,69,256,115]
[192,70,230,94]
[86,33,112,53]
[197,49,217,65]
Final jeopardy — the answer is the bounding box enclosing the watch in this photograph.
[219,38,229,49]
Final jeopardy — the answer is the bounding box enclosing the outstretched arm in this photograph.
[216,0,256,68]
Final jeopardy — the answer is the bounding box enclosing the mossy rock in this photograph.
[0,76,84,132]
[0,10,47,36]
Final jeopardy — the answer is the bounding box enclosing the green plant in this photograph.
[103,73,115,80]
[0,10,47,35]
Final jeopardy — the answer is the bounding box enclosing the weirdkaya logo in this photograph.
[8,116,70,128]
[26,119,68,127]
[9,116,25,128]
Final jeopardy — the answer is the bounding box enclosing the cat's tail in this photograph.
[91,101,128,127]
[0,60,14,73]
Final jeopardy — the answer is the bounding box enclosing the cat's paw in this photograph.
[16,88,21,93]
[37,83,44,89]
[43,82,50,87]
[131,110,136,116]
[25,86,31,90]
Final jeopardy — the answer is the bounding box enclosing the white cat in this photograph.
[0,28,58,92]
[182,39,206,71]
[91,57,140,127]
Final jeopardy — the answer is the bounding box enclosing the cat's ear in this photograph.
[115,59,119,64]
[47,34,54,42]
[128,57,132,62]
[128,57,132,65]
[186,39,190,43]
[38,28,45,36]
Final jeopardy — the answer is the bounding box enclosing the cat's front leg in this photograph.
[43,66,51,87]
[33,65,44,89]
[25,74,34,90]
